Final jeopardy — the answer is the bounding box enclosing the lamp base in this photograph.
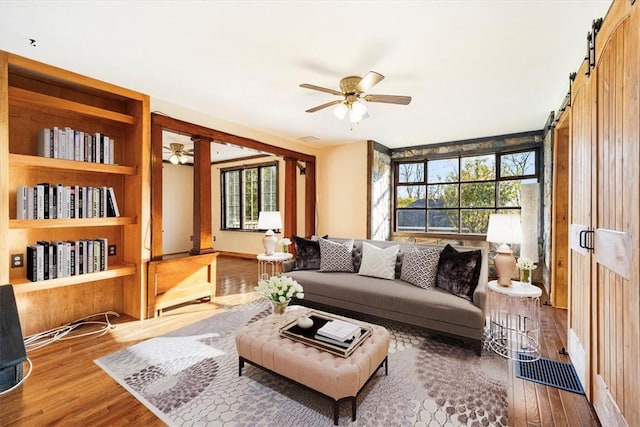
[262,230,278,255]
[494,245,516,287]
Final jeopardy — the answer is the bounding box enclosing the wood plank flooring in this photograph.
[0,256,600,426]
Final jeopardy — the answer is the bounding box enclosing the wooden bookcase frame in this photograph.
[0,51,150,335]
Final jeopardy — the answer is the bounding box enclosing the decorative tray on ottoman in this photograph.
[279,311,372,357]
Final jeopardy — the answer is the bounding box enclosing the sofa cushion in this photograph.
[319,238,354,272]
[435,244,482,301]
[400,246,441,290]
[284,270,484,330]
[292,235,326,270]
[358,242,399,280]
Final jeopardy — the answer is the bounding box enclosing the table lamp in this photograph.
[257,211,282,255]
[486,214,522,287]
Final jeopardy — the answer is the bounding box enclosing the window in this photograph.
[394,149,538,234]
[222,162,278,230]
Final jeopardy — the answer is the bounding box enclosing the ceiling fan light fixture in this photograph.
[179,154,189,164]
[169,153,179,165]
[349,100,367,123]
[333,102,348,120]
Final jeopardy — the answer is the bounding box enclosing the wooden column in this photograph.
[190,136,215,255]
[305,160,316,237]
[150,121,164,260]
[284,157,297,239]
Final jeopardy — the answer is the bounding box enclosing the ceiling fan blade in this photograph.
[306,100,342,113]
[356,71,384,92]
[364,94,412,105]
[300,83,342,96]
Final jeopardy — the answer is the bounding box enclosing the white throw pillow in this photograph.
[358,242,399,280]
[319,238,355,272]
[400,246,441,290]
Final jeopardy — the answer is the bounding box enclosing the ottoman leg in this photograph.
[333,400,339,425]
[238,357,244,376]
[351,397,357,421]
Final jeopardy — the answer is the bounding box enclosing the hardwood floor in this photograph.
[0,256,599,426]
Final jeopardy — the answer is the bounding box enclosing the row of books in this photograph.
[37,127,116,164]
[16,184,120,220]
[26,238,109,282]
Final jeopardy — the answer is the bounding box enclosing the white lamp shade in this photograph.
[257,211,282,231]
[349,100,367,123]
[486,214,523,245]
[334,103,348,120]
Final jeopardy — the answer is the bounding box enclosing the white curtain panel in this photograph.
[520,183,539,261]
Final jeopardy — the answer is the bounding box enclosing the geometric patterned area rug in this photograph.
[95,299,508,426]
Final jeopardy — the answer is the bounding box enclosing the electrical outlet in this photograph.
[11,253,24,268]
[213,235,216,242]
[108,245,116,256]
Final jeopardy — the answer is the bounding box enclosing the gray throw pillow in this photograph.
[435,244,482,301]
[292,235,327,270]
[319,238,354,272]
[400,246,441,289]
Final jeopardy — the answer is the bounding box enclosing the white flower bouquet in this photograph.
[256,275,304,303]
[516,257,537,271]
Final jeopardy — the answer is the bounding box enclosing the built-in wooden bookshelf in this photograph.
[0,51,150,335]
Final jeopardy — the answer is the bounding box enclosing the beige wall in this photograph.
[162,163,194,254]
[316,141,368,239]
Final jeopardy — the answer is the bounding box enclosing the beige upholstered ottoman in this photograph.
[235,307,389,425]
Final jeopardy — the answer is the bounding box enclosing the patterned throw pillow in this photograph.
[319,238,355,272]
[400,246,441,290]
[292,235,326,270]
[358,242,399,280]
[435,244,483,301]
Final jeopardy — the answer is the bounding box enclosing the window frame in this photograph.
[393,148,540,237]
[220,161,279,231]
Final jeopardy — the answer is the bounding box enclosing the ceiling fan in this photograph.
[300,71,412,124]
[163,142,194,165]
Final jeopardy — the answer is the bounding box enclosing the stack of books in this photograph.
[16,184,120,219]
[314,319,362,348]
[38,127,115,164]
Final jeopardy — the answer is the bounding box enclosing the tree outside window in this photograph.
[222,163,278,230]
[395,149,538,234]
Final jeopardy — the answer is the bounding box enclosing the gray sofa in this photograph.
[283,238,488,355]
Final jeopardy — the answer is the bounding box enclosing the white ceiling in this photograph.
[0,0,611,149]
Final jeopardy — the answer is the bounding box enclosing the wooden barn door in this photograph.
[567,70,596,396]
[591,8,640,426]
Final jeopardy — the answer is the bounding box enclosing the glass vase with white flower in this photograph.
[256,275,304,320]
[516,257,537,285]
[279,237,292,253]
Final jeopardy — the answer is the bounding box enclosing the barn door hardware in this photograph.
[586,18,604,76]
[579,228,595,252]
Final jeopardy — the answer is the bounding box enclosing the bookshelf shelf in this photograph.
[1,50,150,336]
[9,217,135,229]
[9,153,136,175]
[12,264,137,294]
[9,86,137,125]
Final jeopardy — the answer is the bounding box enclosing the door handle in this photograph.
[579,229,595,252]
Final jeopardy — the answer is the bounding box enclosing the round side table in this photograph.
[487,280,542,361]
[257,252,293,279]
